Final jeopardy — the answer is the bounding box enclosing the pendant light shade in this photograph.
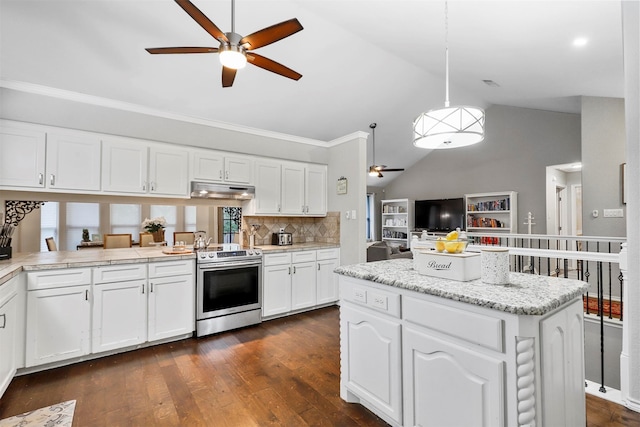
[413,105,485,149]
[413,1,485,149]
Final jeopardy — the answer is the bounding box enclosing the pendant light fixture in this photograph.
[413,1,485,149]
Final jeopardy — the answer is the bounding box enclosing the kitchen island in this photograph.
[336,258,589,427]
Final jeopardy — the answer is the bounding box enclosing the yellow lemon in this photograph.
[446,230,459,241]
[435,238,445,252]
[445,241,464,253]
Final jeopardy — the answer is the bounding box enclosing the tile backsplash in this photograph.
[242,211,340,246]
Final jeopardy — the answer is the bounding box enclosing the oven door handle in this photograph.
[198,260,263,270]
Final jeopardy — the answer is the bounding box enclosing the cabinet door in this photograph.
[0,126,46,188]
[46,132,101,191]
[25,285,91,367]
[224,156,253,184]
[0,294,17,398]
[254,160,282,214]
[262,264,291,317]
[291,261,316,310]
[281,163,306,215]
[341,304,403,424]
[403,326,504,427]
[305,164,327,215]
[92,280,147,353]
[148,274,194,341]
[102,138,148,194]
[149,146,189,196]
[540,299,585,427]
[191,150,224,182]
[316,258,339,304]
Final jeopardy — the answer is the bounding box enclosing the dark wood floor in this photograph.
[1,306,638,426]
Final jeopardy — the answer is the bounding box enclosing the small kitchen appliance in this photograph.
[271,229,292,246]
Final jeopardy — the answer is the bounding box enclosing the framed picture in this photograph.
[92,234,102,242]
[621,163,627,204]
[337,177,348,195]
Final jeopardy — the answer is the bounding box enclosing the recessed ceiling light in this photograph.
[573,37,588,47]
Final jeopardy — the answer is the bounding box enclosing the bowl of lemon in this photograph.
[434,230,468,254]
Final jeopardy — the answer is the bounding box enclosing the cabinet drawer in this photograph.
[292,251,316,263]
[316,248,339,261]
[404,296,504,352]
[27,268,91,291]
[264,252,292,266]
[94,264,147,284]
[148,260,194,278]
[340,277,400,318]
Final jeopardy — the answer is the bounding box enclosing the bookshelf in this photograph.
[381,199,414,248]
[465,191,518,234]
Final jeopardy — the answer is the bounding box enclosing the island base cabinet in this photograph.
[402,327,505,427]
[26,285,91,367]
[340,304,402,425]
[0,279,18,398]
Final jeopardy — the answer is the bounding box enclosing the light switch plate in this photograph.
[603,209,624,218]
[351,210,357,220]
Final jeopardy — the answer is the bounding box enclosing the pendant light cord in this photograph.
[444,0,450,108]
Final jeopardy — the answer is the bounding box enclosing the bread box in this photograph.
[413,249,481,282]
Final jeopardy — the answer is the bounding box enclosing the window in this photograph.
[66,202,99,251]
[40,202,59,251]
[366,193,376,241]
[111,204,141,242]
[150,205,177,245]
[185,206,197,232]
[221,207,241,243]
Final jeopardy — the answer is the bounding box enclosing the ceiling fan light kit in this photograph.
[413,1,485,149]
[146,0,303,87]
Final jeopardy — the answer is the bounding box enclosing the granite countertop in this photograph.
[335,259,589,316]
[0,247,196,286]
[256,242,340,253]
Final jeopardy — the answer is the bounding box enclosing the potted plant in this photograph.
[142,217,167,242]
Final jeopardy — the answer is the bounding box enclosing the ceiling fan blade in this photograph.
[247,53,302,80]
[175,0,228,43]
[145,47,218,54]
[378,171,384,178]
[240,18,303,50]
[222,66,237,87]
[379,168,405,172]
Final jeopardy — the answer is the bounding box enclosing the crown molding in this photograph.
[0,79,337,147]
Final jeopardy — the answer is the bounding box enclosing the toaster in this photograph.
[272,232,292,246]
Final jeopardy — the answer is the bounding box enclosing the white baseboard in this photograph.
[585,379,623,405]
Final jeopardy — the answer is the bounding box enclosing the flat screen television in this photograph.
[415,198,465,232]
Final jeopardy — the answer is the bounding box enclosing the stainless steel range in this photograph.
[196,244,263,337]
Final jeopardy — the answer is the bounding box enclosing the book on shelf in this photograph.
[467,198,510,212]
[467,216,504,228]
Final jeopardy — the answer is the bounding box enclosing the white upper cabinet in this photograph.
[0,124,101,192]
[102,138,148,194]
[305,164,327,215]
[248,160,327,217]
[102,138,189,197]
[46,132,101,191]
[0,125,46,188]
[253,159,282,214]
[191,149,253,184]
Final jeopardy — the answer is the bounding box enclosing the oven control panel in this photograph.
[198,248,262,261]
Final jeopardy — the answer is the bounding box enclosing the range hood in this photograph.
[190,182,255,200]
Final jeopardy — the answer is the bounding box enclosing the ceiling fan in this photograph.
[146,0,303,88]
[368,123,405,178]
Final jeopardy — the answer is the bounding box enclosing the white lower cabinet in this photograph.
[26,269,92,367]
[92,264,148,353]
[148,272,194,341]
[263,248,339,318]
[341,304,403,425]
[0,277,19,398]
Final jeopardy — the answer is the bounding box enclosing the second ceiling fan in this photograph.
[368,123,405,178]
[146,0,303,88]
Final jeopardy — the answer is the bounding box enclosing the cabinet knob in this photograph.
[142,182,147,191]
[288,267,291,275]
[0,313,6,329]
[50,174,55,186]
[142,284,145,294]
[38,173,44,185]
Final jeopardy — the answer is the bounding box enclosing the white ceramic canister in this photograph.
[481,247,510,285]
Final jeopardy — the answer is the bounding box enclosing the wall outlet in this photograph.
[353,288,366,303]
[603,209,624,218]
[345,211,350,220]
[592,210,599,218]
[370,294,388,310]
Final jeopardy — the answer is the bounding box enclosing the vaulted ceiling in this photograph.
[0,1,625,186]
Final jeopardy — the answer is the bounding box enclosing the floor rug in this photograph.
[0,400,75,427]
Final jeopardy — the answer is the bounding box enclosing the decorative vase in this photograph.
[152,230,164,243]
